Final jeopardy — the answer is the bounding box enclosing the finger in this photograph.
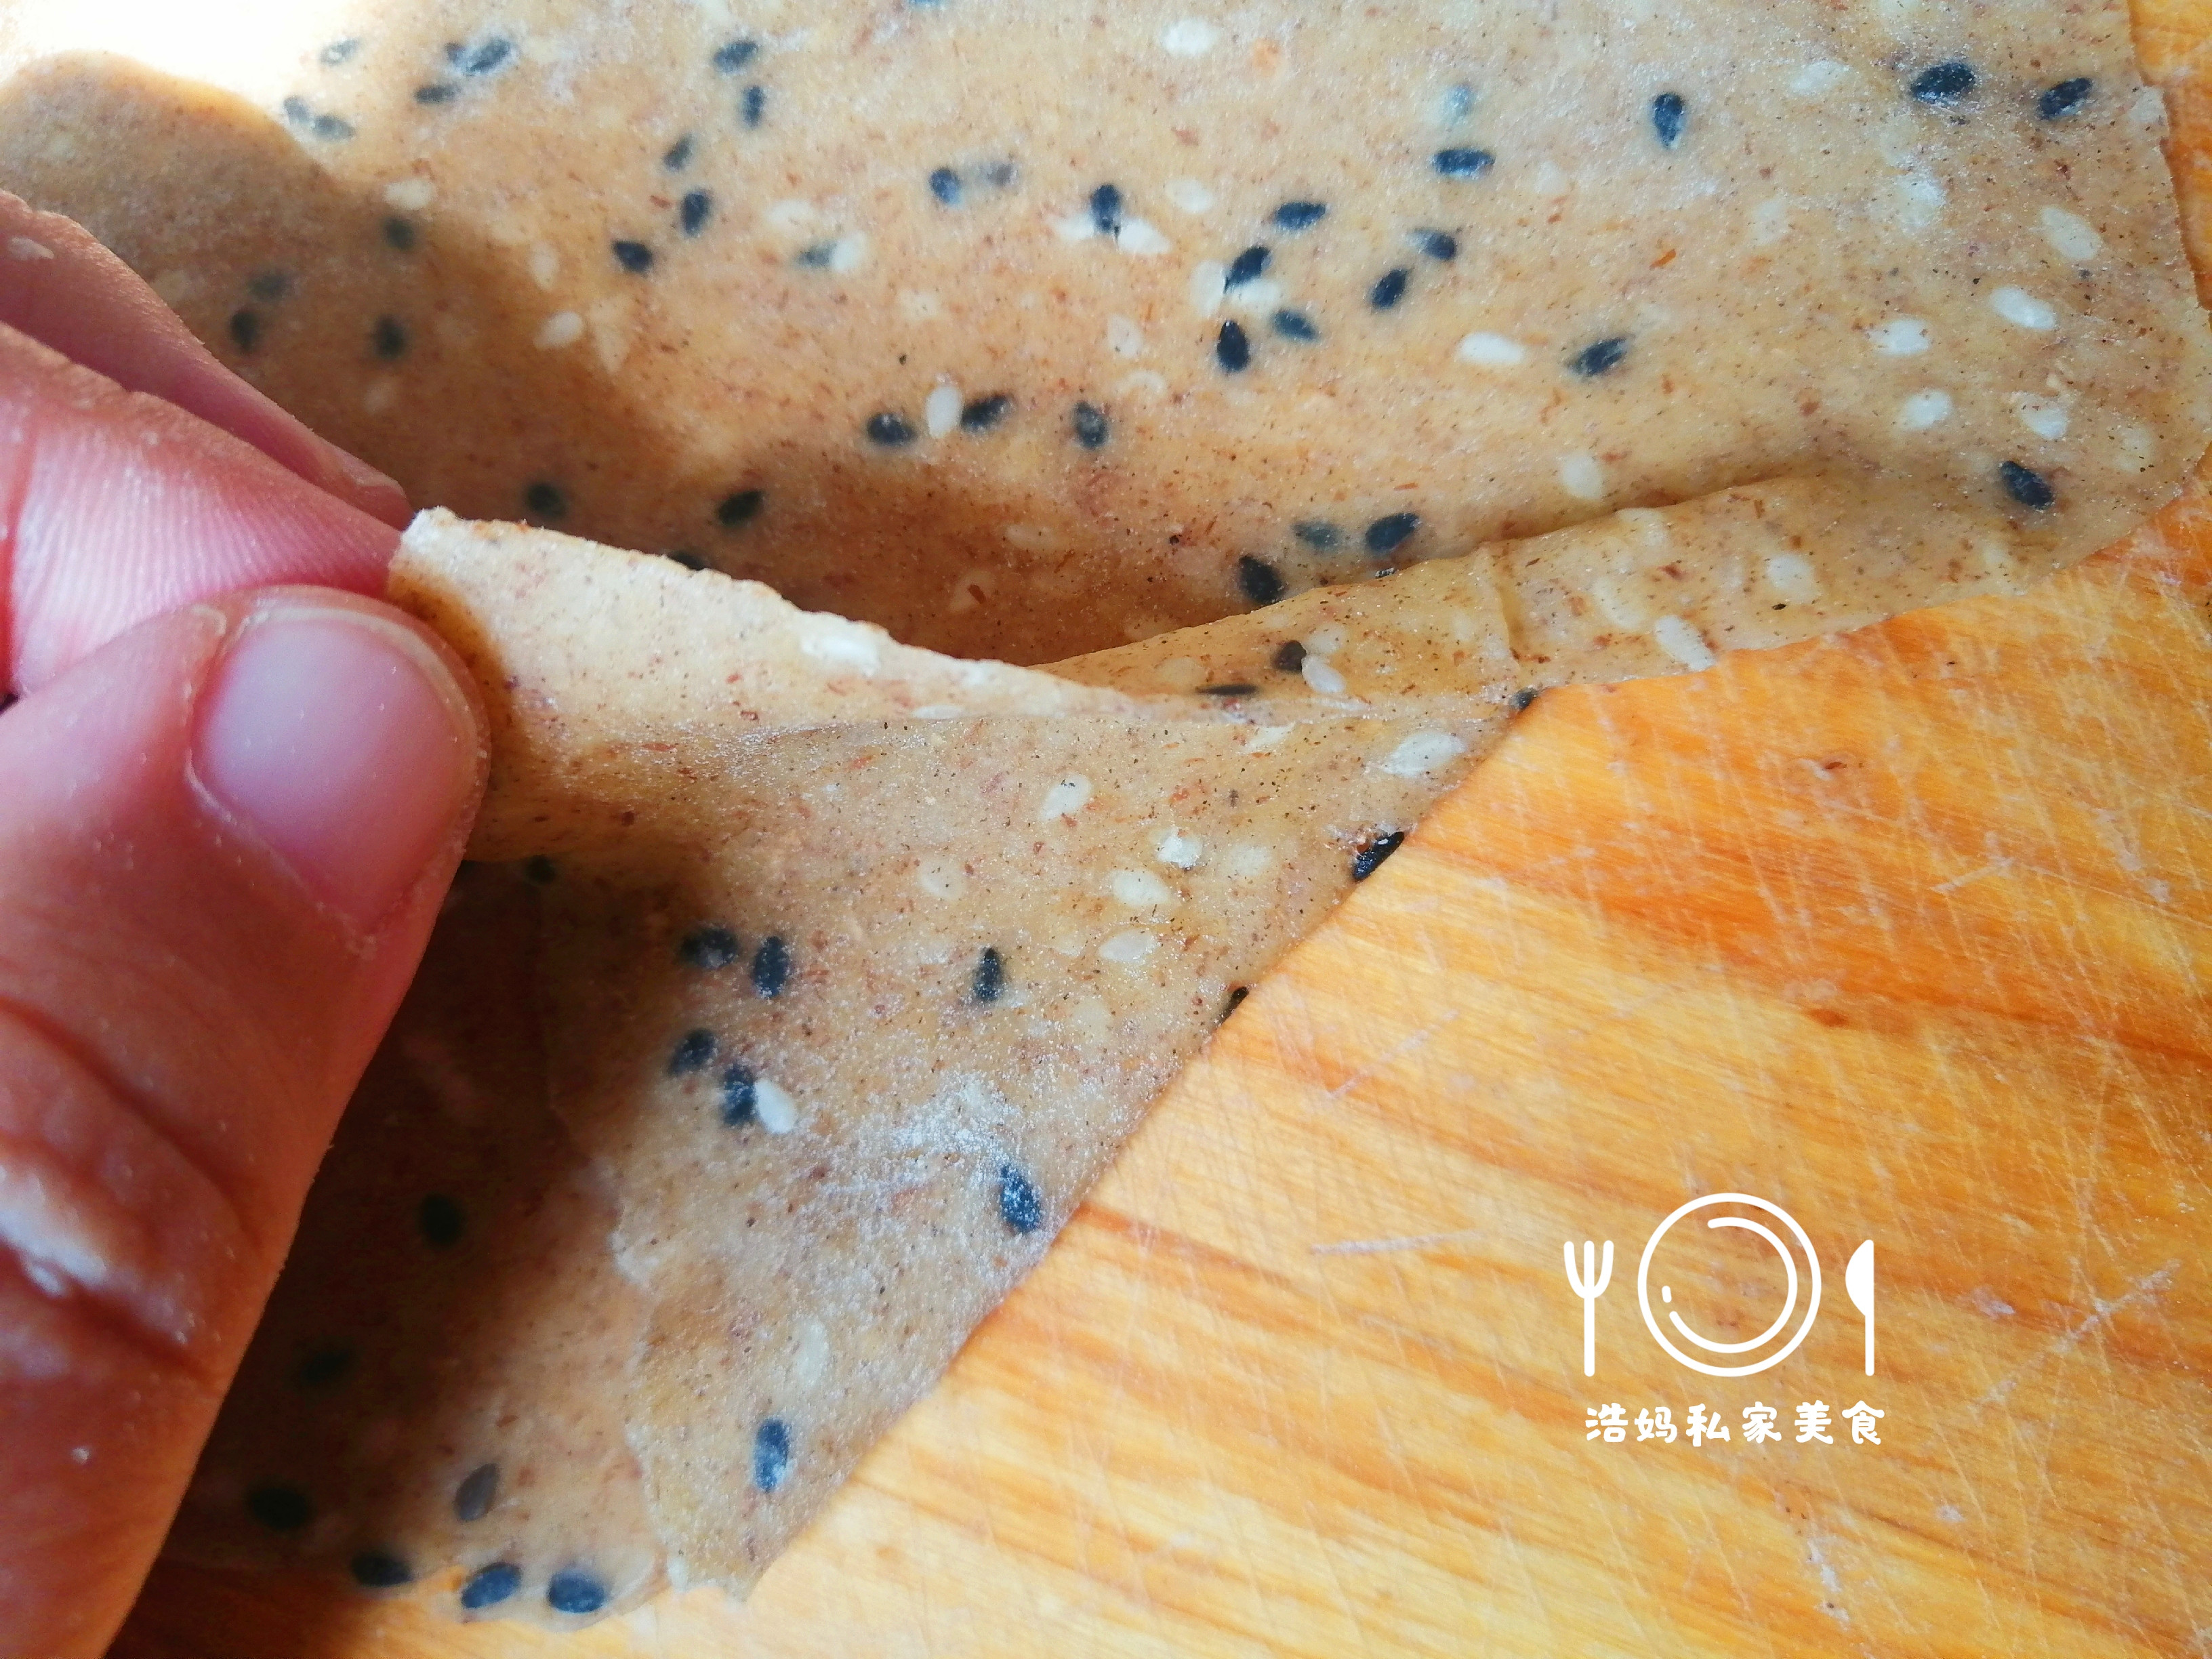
[0,586,484,1658]
[0,191,409,529]
[0,322,401,692]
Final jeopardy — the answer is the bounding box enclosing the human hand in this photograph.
[0,193,486,1657]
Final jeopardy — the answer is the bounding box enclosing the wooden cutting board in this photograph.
[115,6,2212,1654]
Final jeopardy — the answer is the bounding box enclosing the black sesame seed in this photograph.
[1071,402,1110,449]
[417,1194,465,1249]
[247,1485,313,1532]
[319,39,360,66]
[866,411,918,447]
[972,946,1005,1004]
[1910,61,1975,104]
[741,85,767,127]
[1366,512,1419,555]
[663,134,695,170]
[1200,682,1258,697]
[612,239,654,274]
[751,936,791,998]
[716,490,763,529]
[1370,268,1410,310]
[546,1571,607,1616]
[1271,309,1320,342]
[1414,228,1458,262]
[680,190,713,237]
[351,1552,412,1589]
[982,161,1017,187]
[1221,985,1250,1022]
[228,309,261,352]
[663,550,708,571]
[794,242,836,268]
[1652,91,1687,148]
[1237,556,1286,607]
[1225,244,1271,287]
[293,1346,353,1389]
[460,37,511,76]
[371,315,407,360]
[1090,182,1124,235]
[720,1063,758,1126]
[1434,148,1495,178]
[1273,200,1327,230]
[382,216,416,251]
[281,96,311,126]
[2041,77,2093,120]
[1569,336,1629,377]
[999,1164,1044,1233]
[669,1029,717,1076]
[753,1419,792,1492]
[459,1563,520,1611]
[453,1462,499,1523]
[246,270,291,302]
[1352,830,1406,881]
[929,167,962,205]
[960,394,1014,432]
[1513,686,1540,713]
[713,39,760,73]
[1272,640,1307,672]
[310,113,354,141]
[413,82,458,105]
[521,855,558,884]
[2000,459,2055,510]
[523,480,567,519]
[1292,520,1340,551]
[1216,319,1251,373]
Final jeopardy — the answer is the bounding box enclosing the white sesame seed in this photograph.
[1990,287,2057,331]
[1189,259,1227,316]
[2011,395,2068,440]
[1457,331,1528,366]
[1160,18,1221,56]
[1051,213,1097,242]
[1002,523,1055,550]
[1099,929,1158,965]
[383,178,436,211]
[2039,206,2104,262]
[800,629,882,673]
[1166,179,1215,216]
[925,381,961,437]
[1891,173,1945,231]
[1790,60,1852,95]
[1115,218,1172,257]
[1227,277,1284,315]
[362,376,399,415]
[1243,725,1292,754]
[1225,842,1275,880]
[1763,553,1821,604]
[2112,421,2156,472]
[1040,775,1092,821]
[1590,577,1647,630]
[912,704,965,719]
[1302,655,1349,695]
[916,855,966,899]
[1106,314,1145,356]
[535,311,585,349]
[1303,623,1347,655]
[828,235,869,274]
[1111,869,1174,907]
[6,235,54,261]
[1868,318,1930,355]
[1559,453,1606,501]
[946,568,996,614]
[1155,828,1205,869]
[1652,615,1717,671]
[752,1078,798,1134]
[1750,198,1790,246]
[1896,389,1952,430]
[528,244,558,289]
[149,269,199,306]
[1378,731,1467,778]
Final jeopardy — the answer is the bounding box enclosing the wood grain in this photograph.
[115,5,2212,1654]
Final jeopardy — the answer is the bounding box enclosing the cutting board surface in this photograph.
[102,4,2212,1654]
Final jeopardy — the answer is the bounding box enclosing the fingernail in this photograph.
[323,445,412,529]
[192,602,479,930]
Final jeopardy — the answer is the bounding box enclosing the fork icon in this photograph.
[1564,1240,1614,1377]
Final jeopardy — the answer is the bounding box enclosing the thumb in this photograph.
[0,587,484,1658]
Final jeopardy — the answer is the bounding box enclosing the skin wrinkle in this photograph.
[0,993,254,1374]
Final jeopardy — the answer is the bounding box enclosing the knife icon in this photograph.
[1845,1240,1875,1376]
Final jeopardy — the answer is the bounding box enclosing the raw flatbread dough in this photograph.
[2,0,2203,1629]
